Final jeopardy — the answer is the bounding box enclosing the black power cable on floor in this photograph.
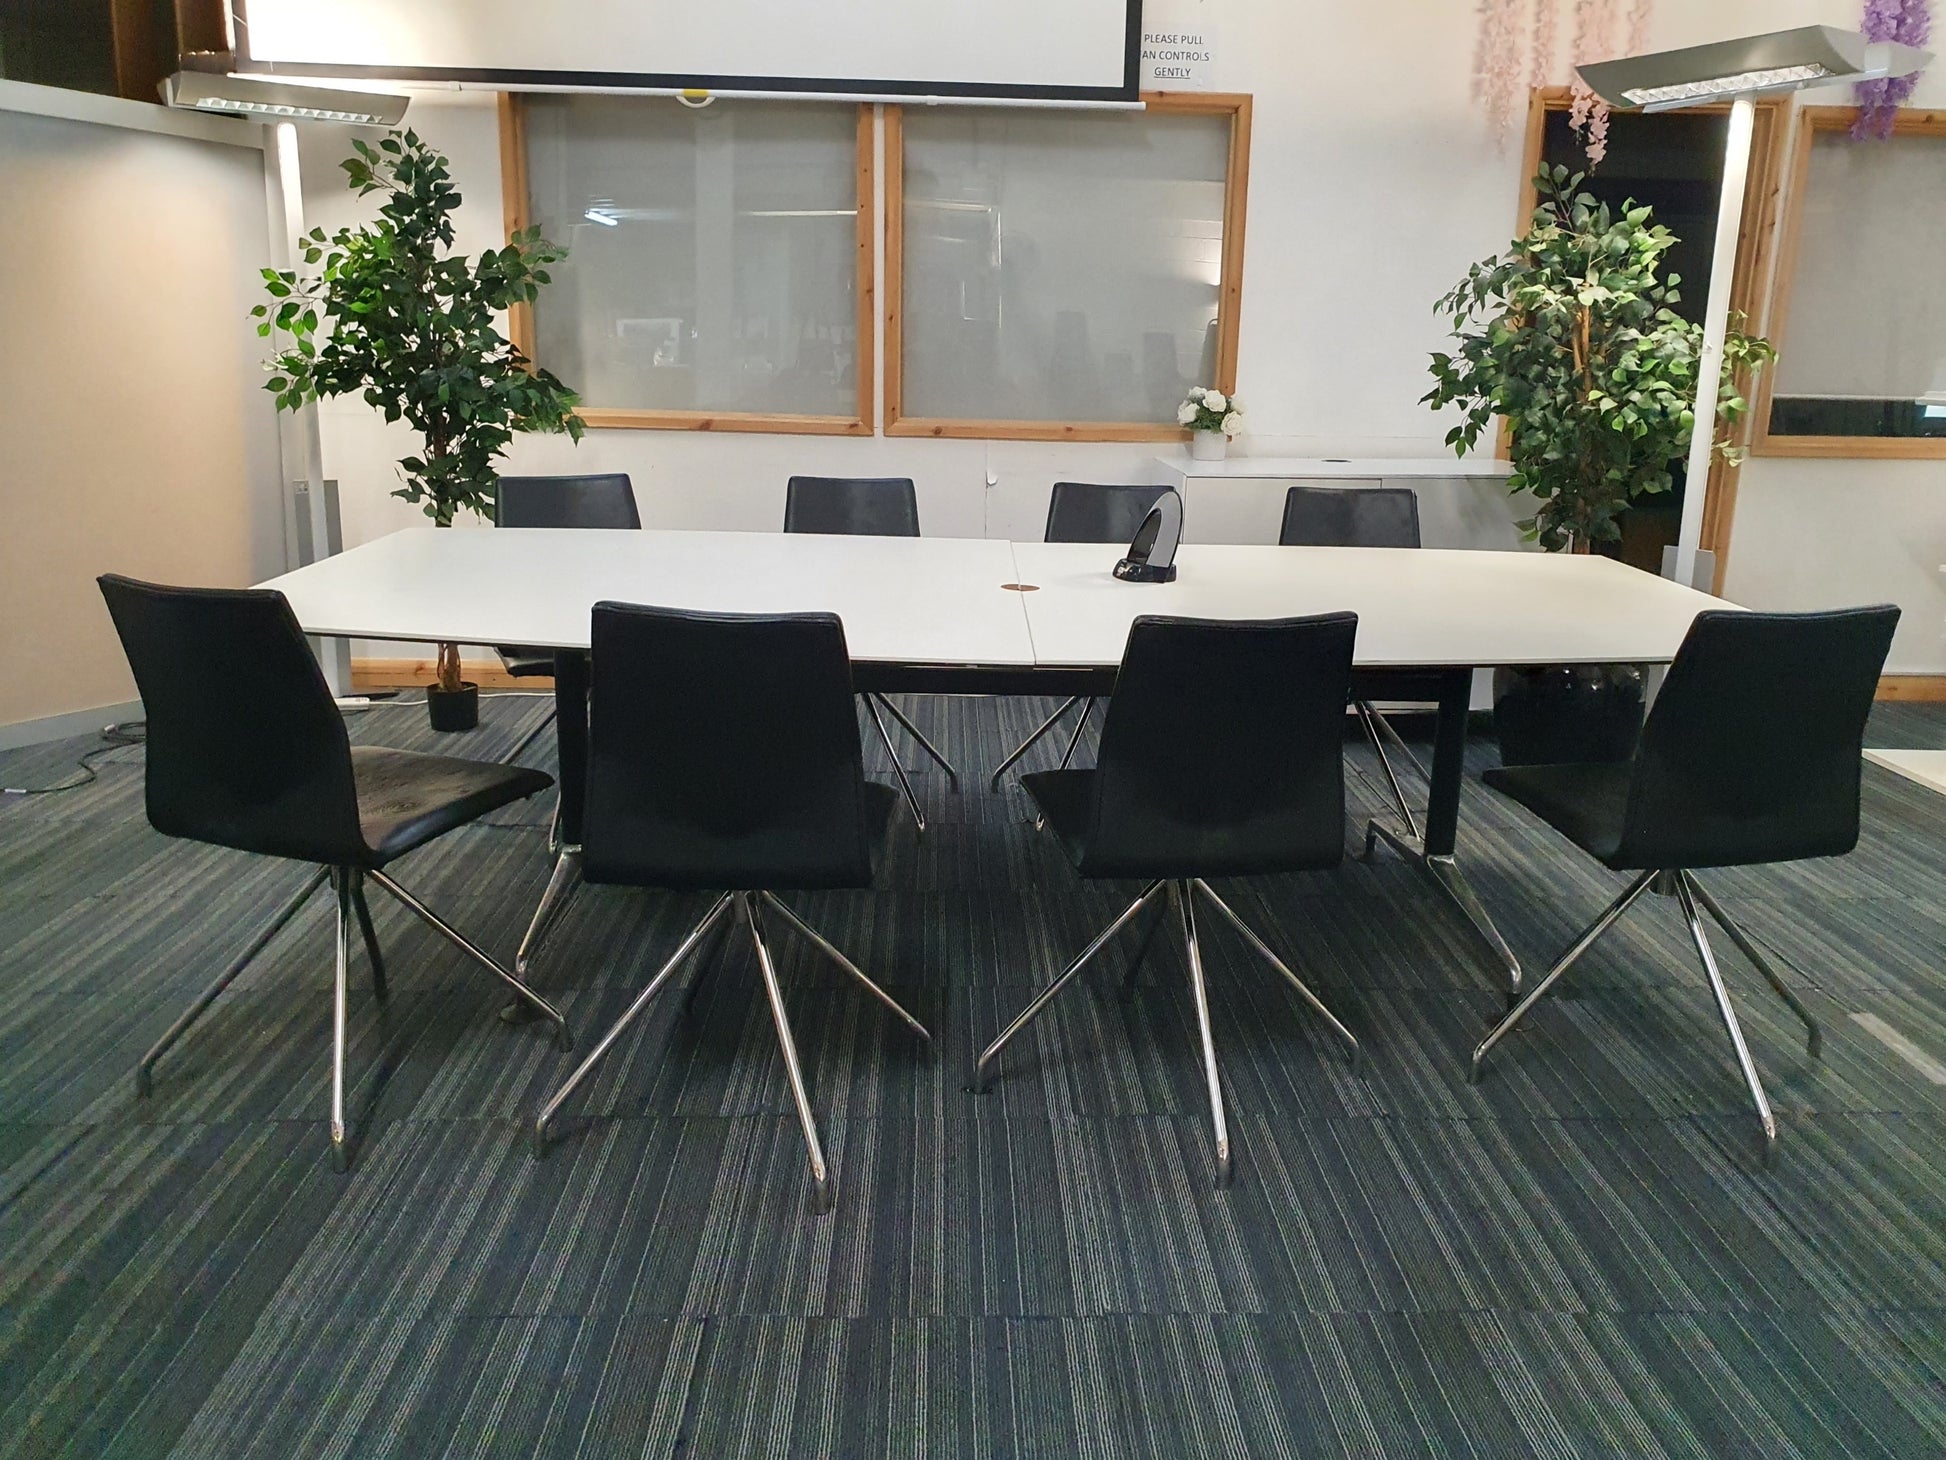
[2,722,147,797]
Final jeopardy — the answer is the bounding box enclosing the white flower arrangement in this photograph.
[1178,385,1244,436]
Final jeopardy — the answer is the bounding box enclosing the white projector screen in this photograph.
[231,0,1142,101]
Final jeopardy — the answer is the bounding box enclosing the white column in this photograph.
[267,120,350,692]
[1670,92,1755,593]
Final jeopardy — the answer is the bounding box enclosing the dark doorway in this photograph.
[1540,108,1726,573]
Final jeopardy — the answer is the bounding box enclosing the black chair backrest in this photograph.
[495,473,640,530]
[1615,606,1900,869]
[1078,614,1358,879]
[96,576,363,864]
[582,603,876,890]
[784,476,919,537]
[1044,482,1171,544]
[1279,486,1421,549]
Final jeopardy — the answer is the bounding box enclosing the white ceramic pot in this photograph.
[1188,429,1228,461]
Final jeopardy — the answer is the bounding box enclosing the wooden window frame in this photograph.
[499,93,876,436]
[1516,86,1792,593]
[883,91,1252,442]
[1751,105,1946,461]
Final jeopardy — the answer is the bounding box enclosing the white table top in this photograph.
[262,529,1732,673]
[1008,542,1729,669]
[259,527,1036,667]
[1153,454,1514,480]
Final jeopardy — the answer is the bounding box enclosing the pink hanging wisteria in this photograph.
[1473,0,1526,143]
[1854,0,1933,139]
[1566,0,1622,166]
[1476,0,1653,162]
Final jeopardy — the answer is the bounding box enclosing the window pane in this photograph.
[900,107,1229,423]
[524,97,861,418]
[1770,128,1946,439]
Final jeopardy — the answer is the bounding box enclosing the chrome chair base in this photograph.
[988,695,1094,789]
[531,889,930,1213]
[975,878,1359,1189]
[865,693,958,832]
[1470,867,1822,1159]
[135,863,569,1172]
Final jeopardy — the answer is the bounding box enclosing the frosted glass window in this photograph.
[523,97,863,419]
[1769,127,1946,440]
[899,107,1231,424]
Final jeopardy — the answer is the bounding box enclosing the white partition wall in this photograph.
[0,84,282,747]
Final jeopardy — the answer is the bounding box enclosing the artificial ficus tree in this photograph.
[255,130,584,694]
[1424,165,1773,553]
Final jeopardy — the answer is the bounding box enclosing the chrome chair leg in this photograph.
[1054,696,1095,772]
[742,892,835,1213]
[758,891,931,1041]
[1674,876,1779,1158]
[351,871,386,999]
[988,696,1083,789]
[533,892,733,1156]
[516,847,583,978]
[1191,879,1359,1067]
[136,864,331,1098]
[1173,881,1233,1188]
[872,694,959,787]
[1686,875,1822,1057]
[1471,871,1657,1081]
[364,868,572,1050]
[1355,700,1420,840]
[330,869,353,1171]
[546,796,563,857]
[975,880,1167,1090]
[503,845,583,1025]
[865,695,926,832]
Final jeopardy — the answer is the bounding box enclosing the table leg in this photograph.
[1365,667,1523,996]
[551,650,590,849]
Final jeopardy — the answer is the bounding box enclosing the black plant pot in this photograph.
[1492,664,1644,768]
[426,682,479,733]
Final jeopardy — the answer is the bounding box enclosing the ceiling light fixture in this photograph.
[1574,26,1931,590]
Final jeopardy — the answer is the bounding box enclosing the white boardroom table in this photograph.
[261,527,1731,991]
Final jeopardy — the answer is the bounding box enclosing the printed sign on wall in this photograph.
[1140,0,1219,89]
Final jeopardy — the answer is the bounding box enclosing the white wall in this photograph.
[0,84,284,743]
[301,0,1946,672]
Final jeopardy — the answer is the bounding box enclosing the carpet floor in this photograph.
[1,692,1943,1458]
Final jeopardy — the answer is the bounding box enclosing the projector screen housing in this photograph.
[229,0,1144,103]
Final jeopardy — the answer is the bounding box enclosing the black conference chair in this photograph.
[98,576,570,1170]
[975,614,1363,1187]
[783,474,958,830]
[1279,485,1430,840]
[1471,606,1900,1156]
[987,481,1171,789]
[528,603,931,1210]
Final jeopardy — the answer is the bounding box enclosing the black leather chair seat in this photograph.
[494,648,556,678]
[1482,762,1632,868]
[351,748,553,865]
